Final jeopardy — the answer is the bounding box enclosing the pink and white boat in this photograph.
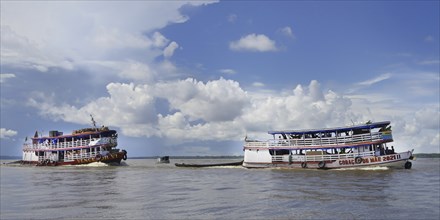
[21,116,127,166]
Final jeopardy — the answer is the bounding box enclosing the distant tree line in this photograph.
[414,153,440,158]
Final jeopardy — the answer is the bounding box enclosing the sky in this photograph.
[1,1,439,157]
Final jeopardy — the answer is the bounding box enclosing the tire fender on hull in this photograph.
[122,150,127,160]
[95,154,102,162]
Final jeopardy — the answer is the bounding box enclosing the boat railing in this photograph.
[65,152,100,161]
[245,131,390,148]
[37,151,104,162]
[271,151,376,163]
[23,137,117,151]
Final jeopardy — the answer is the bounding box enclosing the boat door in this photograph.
[58,151,64,162]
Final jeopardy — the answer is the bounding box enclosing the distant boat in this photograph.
[175,161,243,168]
[157,156,170,163]
[243,121,414,169]
[21,115,127,166]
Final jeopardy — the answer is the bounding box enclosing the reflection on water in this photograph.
[1,158,439,219]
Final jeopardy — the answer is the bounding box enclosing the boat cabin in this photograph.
[243,121,412,169]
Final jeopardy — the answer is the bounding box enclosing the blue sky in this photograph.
[1,1,439,156]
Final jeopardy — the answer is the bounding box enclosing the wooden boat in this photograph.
[243,121,414,169]
[175,160,243,168]
[157,156,170,163]
[20,115,127,166]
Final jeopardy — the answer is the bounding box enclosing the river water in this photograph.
[1,158,439,220]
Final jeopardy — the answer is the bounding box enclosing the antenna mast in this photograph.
[90,114,97,131]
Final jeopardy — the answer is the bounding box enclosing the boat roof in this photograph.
[268,121,390,135]
[32,129,117,140]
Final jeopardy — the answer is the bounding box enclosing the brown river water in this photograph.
[1,158,439,219]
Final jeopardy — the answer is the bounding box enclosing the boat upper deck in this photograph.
[24,128,118,151]
[245,121,393,150]
[268,121,390,135]
[32,129,117,142]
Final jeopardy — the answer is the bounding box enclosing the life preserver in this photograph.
[318,161,326,169]
[404,161,412,169]
[122,150,127,160]
[355,156,363,164]
[95,154,102,161]
[301,162,307,168]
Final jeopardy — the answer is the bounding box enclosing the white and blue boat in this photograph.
[243,121,414,169]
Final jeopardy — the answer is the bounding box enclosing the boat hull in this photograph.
[20,152,127,166]
[243,151,413,169]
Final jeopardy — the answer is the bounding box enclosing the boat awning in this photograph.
[268,121,390,135]
[32,129,117,140]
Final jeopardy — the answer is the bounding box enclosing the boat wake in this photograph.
[72,162,109,167]
[337,166,389,171]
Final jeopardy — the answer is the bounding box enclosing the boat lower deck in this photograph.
[20,151,127,166]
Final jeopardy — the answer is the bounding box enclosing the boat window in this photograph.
[269,149,290,155]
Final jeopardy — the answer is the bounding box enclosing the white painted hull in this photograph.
[243,151,413,169]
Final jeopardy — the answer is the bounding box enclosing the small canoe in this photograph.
[175,160,243,168]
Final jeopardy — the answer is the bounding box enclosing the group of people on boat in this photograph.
[383,146,395,155]
[283,143,396,157]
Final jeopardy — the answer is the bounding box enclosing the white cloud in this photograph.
[27,83,158,137]
[389,106,440,154]
[242,80,355,135]
[357,73,392,86]
[227,14,237,23]
[279,26,294,38]
[0,128,17,139]
[252,82,265,87]
[26,77,439,153]
[91,26,153,49]
[27,77,248,139]
[424,35,434,42]
[118,61,156,82]
[82,60,157,83]
[0,73,16,83]
[219,69,237,75]
[414,107,440,131]
[229,34,278,52]
[151,32,170,48]
[163,41,179,58]
[154,78,249,122]
[157,113,245,142]
[0,25,75,72]
[418,60,440,65]
[0,1,215,78]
